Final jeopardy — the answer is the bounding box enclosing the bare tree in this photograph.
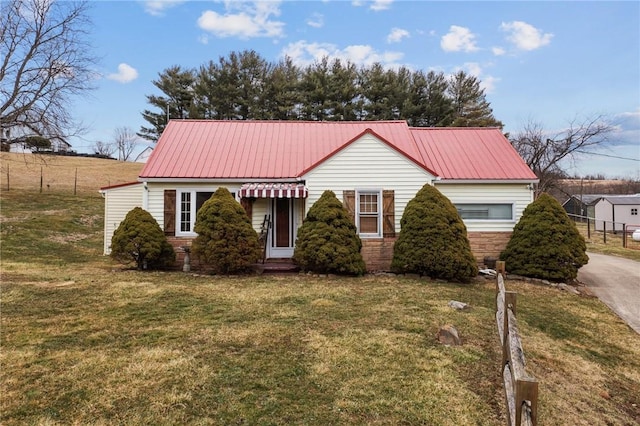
[114,127,138,161]
[93,140,116,158]
[511,115,614,193]
[0,0,97,142]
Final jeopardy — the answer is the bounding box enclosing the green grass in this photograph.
[574,222,640,262]
[1,189,640,425]
[0,191,105,264]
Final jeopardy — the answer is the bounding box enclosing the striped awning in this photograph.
[240,182,308,198]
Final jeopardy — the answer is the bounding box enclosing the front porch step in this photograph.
[254,259,300,274]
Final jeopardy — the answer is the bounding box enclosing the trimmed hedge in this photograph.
[192,187,261,274]
[293,190,366,276]
[500,192,588,281]
[391,184,478,282]
[110,207,175,270]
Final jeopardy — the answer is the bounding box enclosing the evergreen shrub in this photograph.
[293,190,366,276]
[500,192,588,281]
[192,187,261,274]
[391,184,478,282]
[110,207,175,270]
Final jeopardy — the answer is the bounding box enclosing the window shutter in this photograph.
[240,197,253,221]
[382,190,395,237]
[164,190,176,236]
[343,190,356,225]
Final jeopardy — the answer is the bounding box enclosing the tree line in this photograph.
[138,50,503,142]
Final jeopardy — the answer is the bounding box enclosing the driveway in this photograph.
[578,252,640,334]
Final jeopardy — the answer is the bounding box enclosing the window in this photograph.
[357,191,381,236]
[632,208,638,216]
[455,203,513,221]
[177,189,236,235]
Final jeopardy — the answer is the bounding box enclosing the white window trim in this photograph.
[455,203,516,222]
[175,187,239,237]
[356,189,383,238]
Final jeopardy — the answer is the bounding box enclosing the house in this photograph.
[8,135,72,153]
[591,195,640,232]
[100,120,538,271]
[134,146,154,163]
[562,194,606,218]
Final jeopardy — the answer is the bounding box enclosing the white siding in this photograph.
[613,205,640,230]
[303,134,435,232]
[435,183,534,232]
[102,183,144,254]
[145,182,244,232]
[594,200,613,231]
[594,200,640,231]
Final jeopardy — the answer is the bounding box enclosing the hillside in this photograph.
[0,152,143,195]
[551,178,640,202]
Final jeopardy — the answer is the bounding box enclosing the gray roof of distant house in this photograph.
[566,194,640,206]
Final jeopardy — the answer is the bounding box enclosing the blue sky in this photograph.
[70,0,639,179]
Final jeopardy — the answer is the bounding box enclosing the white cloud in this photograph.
[371,0,393,11]
[492,46,506,56]
[387,28,410,43]
[107,63,138,83]
[306,13,324,28]
[500,21,553,51]
[352,0,394,11]
[281,40,404,68]
[198,1,284,39]
[454,62,499,94]
[441,25,478,52]
[143,1,185,16]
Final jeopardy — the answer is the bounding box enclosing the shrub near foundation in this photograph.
[110,207,175,270]
[192,187,261,274]
[391,184,478,282]
[293,190,366,276]
[500,192,588,281]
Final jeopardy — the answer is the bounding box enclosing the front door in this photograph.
[269,198,296,258]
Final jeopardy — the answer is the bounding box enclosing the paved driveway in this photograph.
[578,252,640,334]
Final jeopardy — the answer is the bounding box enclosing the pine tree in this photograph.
[110,207,175,270]
[391,184,478,282]
[138,66,197,142]
[447,71,503,128]
[192,188,261,274]
[293,190,366,276]
[500,193,588,281]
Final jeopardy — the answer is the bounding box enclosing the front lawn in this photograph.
[1,189,639,425]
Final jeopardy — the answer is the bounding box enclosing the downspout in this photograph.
[142,181,149,210]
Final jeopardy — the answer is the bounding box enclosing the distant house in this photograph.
[134,146,153,163]
[100,120,538,271]
[592,195,640,231]
[562,194,606,218]
[564,194,640,231]
[8,135,71,153]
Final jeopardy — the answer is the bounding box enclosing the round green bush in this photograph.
[110,207,176,270]
[293,190,366,276]
[500,192,588,282]
[192,187,261,274]
[391,184,478,282]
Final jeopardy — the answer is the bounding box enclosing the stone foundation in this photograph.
[360,238,397,271]
[166,232,513,273]
[467,232,512,267]
[360,232,512,272]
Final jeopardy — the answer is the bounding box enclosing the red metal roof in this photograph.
[139,120,537,181]
[410,127,538,180]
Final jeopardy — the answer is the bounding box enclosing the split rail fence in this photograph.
[495,261,539,426]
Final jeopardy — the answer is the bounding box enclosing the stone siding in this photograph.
[166,232,512,273]
[467,231,512,266]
